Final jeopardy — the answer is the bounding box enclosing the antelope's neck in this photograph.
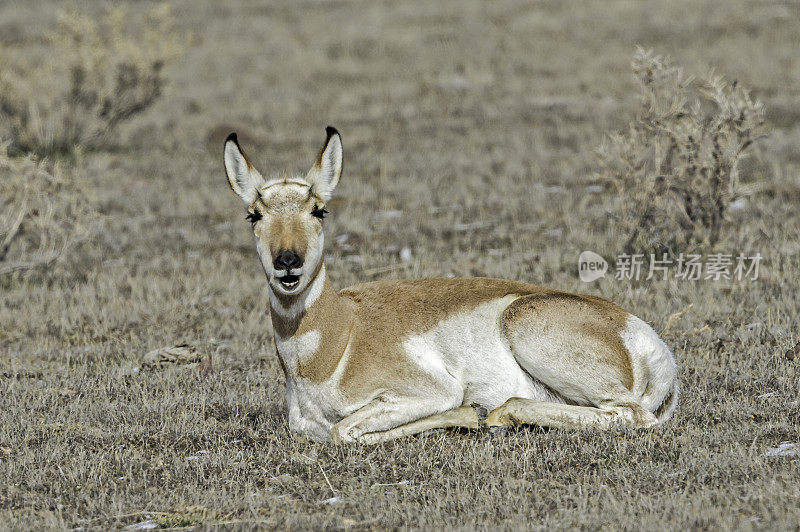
[268,265,354,381]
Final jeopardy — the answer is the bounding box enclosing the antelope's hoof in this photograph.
[329,424,356,445]
[471,403,488,429]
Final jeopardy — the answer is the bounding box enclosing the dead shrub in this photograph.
[597,47,768,255]
[0,142,90,277]
[0,5,187,156]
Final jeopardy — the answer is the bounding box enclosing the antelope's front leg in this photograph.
[355,405,487,444]
[330,396,461,444]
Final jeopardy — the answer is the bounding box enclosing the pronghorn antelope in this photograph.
[223,127,678,444]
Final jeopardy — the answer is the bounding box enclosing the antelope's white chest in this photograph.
[275,330,320,369]
[275,329,344,441]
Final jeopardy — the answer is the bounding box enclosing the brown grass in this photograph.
[1,0,799,530]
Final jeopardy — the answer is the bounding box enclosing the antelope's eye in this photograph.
[311,205,328,219]
[245,211,261,224]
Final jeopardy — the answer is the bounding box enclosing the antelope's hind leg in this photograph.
[486,397,657,430]
[496,293,670,431]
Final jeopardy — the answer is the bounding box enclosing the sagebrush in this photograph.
[597,47,767,255]
[0,142,90,277]
[0,5,186,155]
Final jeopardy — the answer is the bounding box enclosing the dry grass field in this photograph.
[1,0,799,529]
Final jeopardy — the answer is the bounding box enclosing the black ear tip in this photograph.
[225,132,239,145]
[325,126,339,138]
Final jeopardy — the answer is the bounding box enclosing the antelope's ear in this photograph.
[224,133,265,204]
[305,126,342,202]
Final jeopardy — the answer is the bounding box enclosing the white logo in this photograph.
[579,251,607,282]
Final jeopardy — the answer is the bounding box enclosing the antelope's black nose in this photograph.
[274,250,303,271]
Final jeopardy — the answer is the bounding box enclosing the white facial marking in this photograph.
[255,237,273,277]
[269,265,326,318]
